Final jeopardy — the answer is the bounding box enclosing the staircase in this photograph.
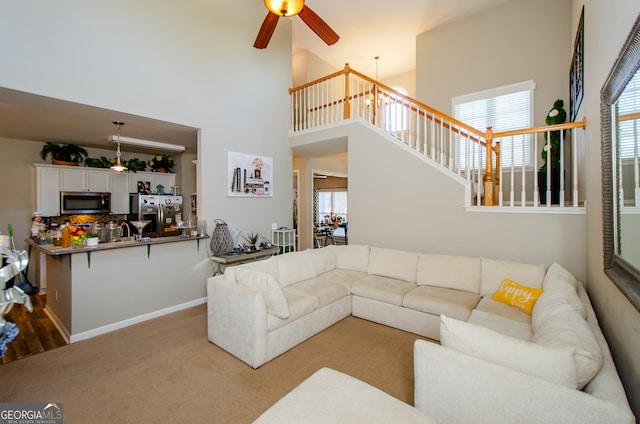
[289,64,587,210]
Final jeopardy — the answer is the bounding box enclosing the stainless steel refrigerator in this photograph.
[129,194,183,237]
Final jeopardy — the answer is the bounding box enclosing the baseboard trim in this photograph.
[68,297,207,343]
[43,307,71,344]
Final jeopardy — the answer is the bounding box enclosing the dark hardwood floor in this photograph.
[1,294,67,365]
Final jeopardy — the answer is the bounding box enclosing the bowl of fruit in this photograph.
[67,225,87,248]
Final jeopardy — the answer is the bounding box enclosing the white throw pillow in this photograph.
[235,257,279,281]
[440,315,577,389]
[532,282,586,331]
[278,250,317,287]
[417,254,482,293]
[368,247,419,283]
[532,305,602,390]
[543,262,579,291]
[334,245,370,272]
[311,245,336,274]
[480,258,545,296]
[235,268,290,319]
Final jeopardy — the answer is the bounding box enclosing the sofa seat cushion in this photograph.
[285,279,349,309]
[267,290,315,332]
[402,286,480,321]
[351,275,416,306]
[466,309,533,341]
[317,269,367,293]
[417,254,481,293]
[475,295,532,324]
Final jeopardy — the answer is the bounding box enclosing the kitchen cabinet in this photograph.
[36,165,61,216]
[60,168,110,192]
[128,171,175,194]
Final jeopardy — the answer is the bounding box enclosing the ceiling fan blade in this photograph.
[298,6,340,46]
[254,12,280,49]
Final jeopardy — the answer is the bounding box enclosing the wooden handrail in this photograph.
[289,64,487,140]
[619,111,640,122]
[493,117,587,138]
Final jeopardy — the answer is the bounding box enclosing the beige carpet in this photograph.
[0,304,432,423]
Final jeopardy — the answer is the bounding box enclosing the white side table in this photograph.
[271,228,296,254]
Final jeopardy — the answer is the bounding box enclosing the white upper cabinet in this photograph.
[35,165,61,216]
[60,168,110,192]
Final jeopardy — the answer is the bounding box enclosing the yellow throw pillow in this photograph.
[492,278,542,315]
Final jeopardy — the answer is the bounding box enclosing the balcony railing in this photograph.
[289,64,587,209]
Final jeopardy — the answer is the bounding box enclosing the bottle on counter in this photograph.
[52,224,62,246]
[61,225,71,248]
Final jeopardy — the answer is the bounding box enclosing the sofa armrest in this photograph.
[207,276,268,368]
[413,340,634,424]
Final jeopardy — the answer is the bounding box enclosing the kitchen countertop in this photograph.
[27,234,210,256]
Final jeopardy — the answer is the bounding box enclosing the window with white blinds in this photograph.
[453,81,536,168]
[617,68,640,159]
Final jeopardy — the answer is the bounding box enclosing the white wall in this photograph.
[574,0,640,416]
[416,0,571,129]
[0,0,293,247]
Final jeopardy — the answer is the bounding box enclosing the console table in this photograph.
[208,247,279,275]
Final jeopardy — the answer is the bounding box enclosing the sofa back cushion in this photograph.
[367,247,419,283]
[334,245,370,272]
[480,258,545,297]
[416,254,481,293]
[278,250,317,288]
[311,245,336,275]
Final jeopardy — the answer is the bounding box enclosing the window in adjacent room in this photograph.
[453,80,535,169]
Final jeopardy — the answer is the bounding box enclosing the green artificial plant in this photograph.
[539,99,567,172]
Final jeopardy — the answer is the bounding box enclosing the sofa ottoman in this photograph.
[253,367,436,424]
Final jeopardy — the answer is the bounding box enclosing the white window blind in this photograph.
[453,81,535,168]
[617,68,640,159]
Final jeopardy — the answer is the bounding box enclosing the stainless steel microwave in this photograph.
[60,192,111,215]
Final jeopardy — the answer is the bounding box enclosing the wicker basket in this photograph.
[210,219,233,256]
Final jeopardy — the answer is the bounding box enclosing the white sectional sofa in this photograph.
[207,244,635,423]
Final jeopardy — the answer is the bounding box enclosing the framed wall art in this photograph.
[570,6,584,122]
[228,151,273,197]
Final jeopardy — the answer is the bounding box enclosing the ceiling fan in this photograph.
[254,0,340,49]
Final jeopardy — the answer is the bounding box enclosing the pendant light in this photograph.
[110,121,128,172]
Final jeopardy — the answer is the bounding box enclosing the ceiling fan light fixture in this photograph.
[265,0,304,17]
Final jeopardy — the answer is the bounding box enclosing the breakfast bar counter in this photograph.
[27,235,211,344]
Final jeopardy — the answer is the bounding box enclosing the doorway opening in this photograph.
[312,172,348,247]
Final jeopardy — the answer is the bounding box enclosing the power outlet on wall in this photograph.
[272,223,278,230]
